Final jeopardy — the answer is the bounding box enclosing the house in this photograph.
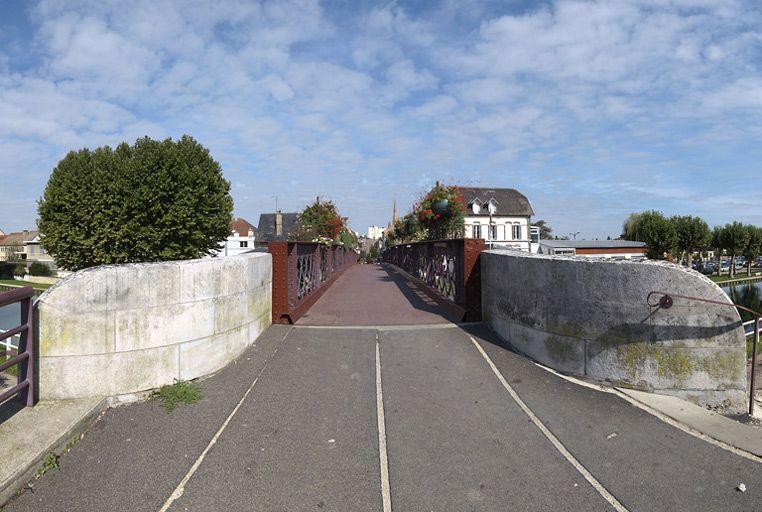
[0,230,38,261]
[367,225,384,240]
[460,187,534,251]
[215,217,258,257]
[24,233,57,269]
[538,240,647,260]
[257,211,300,243]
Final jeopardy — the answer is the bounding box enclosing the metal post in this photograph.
[18,294,35,406]
[751,316,759,416]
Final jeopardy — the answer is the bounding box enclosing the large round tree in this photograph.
[38,135,233,270]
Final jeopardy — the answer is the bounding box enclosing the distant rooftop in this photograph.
[230,217,257,236]
[540,239,646,249]
[458,187,534,217]
[0,230,38,246]
[257,212,300,242]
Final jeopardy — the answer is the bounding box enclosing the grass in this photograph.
[0,354,19,377]
[0,279,53,290]
[708,273,761,284]
[156,380,202,412]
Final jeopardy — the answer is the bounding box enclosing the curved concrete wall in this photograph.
[481,250,748,411]
[36,253,272,400]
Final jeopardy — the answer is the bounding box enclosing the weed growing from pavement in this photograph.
[37,452,59,476]
[156,380,202,412]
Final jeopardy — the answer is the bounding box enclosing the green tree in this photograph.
[38,136,233,271]
[292,198,343,241]
[622,212,643,240]
[710,226,724,276]
[670,215,710,266]
[627,210,675,260]
[534,220,553,239]
[719,221,750,277]
[291,197,357,250]
[742,225,762,276]
[29,261,53,277]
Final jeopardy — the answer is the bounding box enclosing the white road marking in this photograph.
[375,332,393,512]
[467,334,630,512]
[158,328,291,512]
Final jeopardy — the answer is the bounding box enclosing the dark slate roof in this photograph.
[257,212,300,242]
[458,187,534,216]
[540,240,646,249]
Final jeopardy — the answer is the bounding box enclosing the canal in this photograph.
[722,281,761,359]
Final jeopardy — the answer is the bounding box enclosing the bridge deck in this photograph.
[5,323,760,512]
[297,263,461,326]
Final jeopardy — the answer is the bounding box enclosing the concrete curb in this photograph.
[0,397,107,506]
[615,388,762,459]
[531,362,761,462]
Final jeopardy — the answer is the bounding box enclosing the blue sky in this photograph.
[0,0,760,239]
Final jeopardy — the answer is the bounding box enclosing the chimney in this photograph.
[275,210,283,237]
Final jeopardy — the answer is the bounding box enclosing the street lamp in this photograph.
[569,231,580,240]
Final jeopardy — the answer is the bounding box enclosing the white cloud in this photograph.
[0,0,759,237]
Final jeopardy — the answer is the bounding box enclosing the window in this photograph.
[472,223,481,239]
[490,225,497,240]
[239,241,248,248]
[512,224,521,240]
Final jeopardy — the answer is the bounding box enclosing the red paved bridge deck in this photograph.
[297,263,462,326]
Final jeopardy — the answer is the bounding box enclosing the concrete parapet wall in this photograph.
[36,253,272,400]
[481,250,748,411]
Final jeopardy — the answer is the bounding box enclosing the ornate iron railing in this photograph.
[0,286,36,407]
[381,238,485,321]
[269,242,357,324]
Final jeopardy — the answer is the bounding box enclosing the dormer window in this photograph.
[487,199,497,215]
[470,201,481,214]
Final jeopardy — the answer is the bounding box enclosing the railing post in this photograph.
[268,241,291,324]
[20,295,35,406]
[751,316,759,416]
[462,238,485,322]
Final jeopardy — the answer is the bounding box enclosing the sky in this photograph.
[0,0,760,240]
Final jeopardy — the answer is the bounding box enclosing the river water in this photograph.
[722,280,762,323]
[0,303,21,348]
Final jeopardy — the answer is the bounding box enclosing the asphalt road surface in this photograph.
[4,322,760,512]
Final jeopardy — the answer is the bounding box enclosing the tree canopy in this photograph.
[38,136,233,270]
[671,215,710,265]
[625,210,675,260]
[290,198,357,250]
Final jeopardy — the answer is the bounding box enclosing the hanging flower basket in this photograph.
[415,184,466,238]
[432,199,449,215]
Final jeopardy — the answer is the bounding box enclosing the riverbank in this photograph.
[0,280,52,291]
[710,273,762,286]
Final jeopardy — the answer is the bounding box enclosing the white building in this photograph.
[25,234,56,268]
[215,217,257,257]
[367,225,384,240]
[461,187,534,251]
[538,240,647,260]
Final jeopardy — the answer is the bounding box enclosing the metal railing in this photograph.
[647,291,759,416]
[269,242,357,324]
[381,238,485,321]
[0,286,36,407]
